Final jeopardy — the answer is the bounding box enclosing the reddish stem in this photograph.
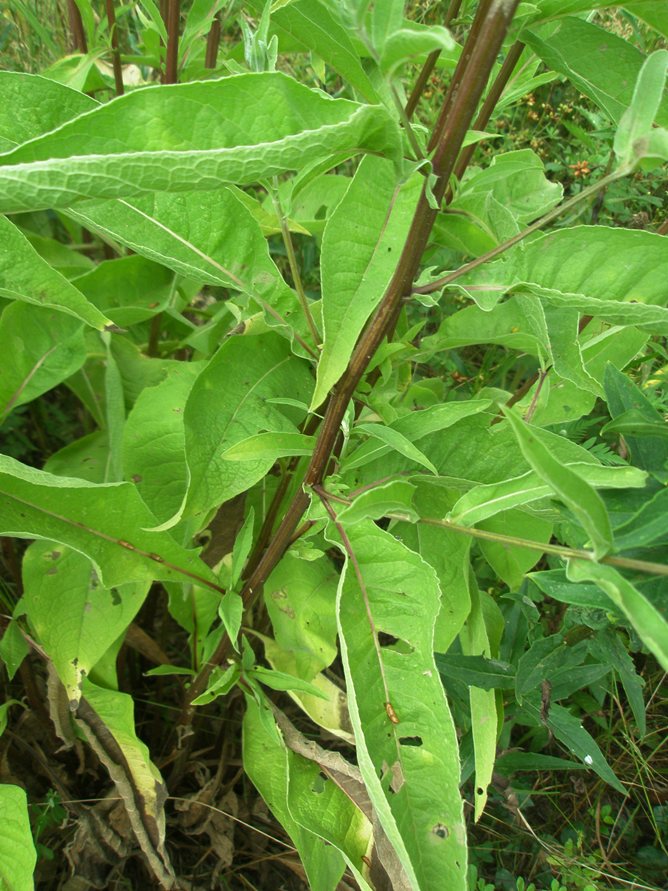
[105,0,124,96]
[180,0,521,715]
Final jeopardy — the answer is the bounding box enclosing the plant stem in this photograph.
[271,182,320,348]
[181,0,521,714]
[164,0,180,84]
[205,11,222,69]
[414,169,625,295]
[449,40,524,192]
[405,0,463,120]
[105,0,124,96]
[397,515,668,578]
[67,0,87,53]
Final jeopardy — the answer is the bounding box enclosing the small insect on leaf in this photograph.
[385,701,400,724]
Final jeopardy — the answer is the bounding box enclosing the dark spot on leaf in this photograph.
[378,632,399,647]
[132,474,142,483]
[476,787,484,795]
[47,567,58,575]
[50,551,61,561]
[111,589,121,606]
[432,823,448,839]
[399,736,423,747]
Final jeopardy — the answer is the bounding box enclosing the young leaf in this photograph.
[313,156,422,409]
[566,560,668,672]
[353,423,438,475]
[332,520,468,890]
[503,408,613,559]
[0,785,36,891]
[22,541,149,705]
[221,432,316,462]
[614,50,668,167]
[245,0,380,102]
[218,593,244,650]
[0,73,401,212]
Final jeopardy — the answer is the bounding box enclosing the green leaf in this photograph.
[624,1,668,40]
[0,73,400,212]
[0,700,21,738]
[264,554,339,680]
[0,70,96,151]
[249,665,329,699]
[518,698,625,794]
[524,17,668,127]
[230,508,255,590]
[614,488,668,550]
[380,22,456,75]
[74,255,177,327]
[530,569,613,611]
[181,333,313,525]
[68,189,309,347]
[450,462,645,527]
[285,748,373,890]
[354,423,438,475]
[222,432,316,461]
[454,149,562,223]
[0,216,113,330]
[22,541,149,704]
[604,364,668,482]
[332,520,467,890]
[544,306,602,396]
[190,663,240,705]
[615,50,668,167]
[339,479,418,525]
[218,593,244,649]
[454,227,668,330]
[503,409,613,559]
[435,654,515,691]
[0,303,85,421]
[0,453,220,591]
[0,784,36,891]
[589,630,646,735]
[122,362,203,523]
[460,585,497,820]
[246,0,380,102]
[343,399,492,472]
[478,510,553,590]
[313,156,422,409]
[243,696,347,891]
[567,560,668,672]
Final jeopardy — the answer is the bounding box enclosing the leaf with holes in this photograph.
[330,519,467,890]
